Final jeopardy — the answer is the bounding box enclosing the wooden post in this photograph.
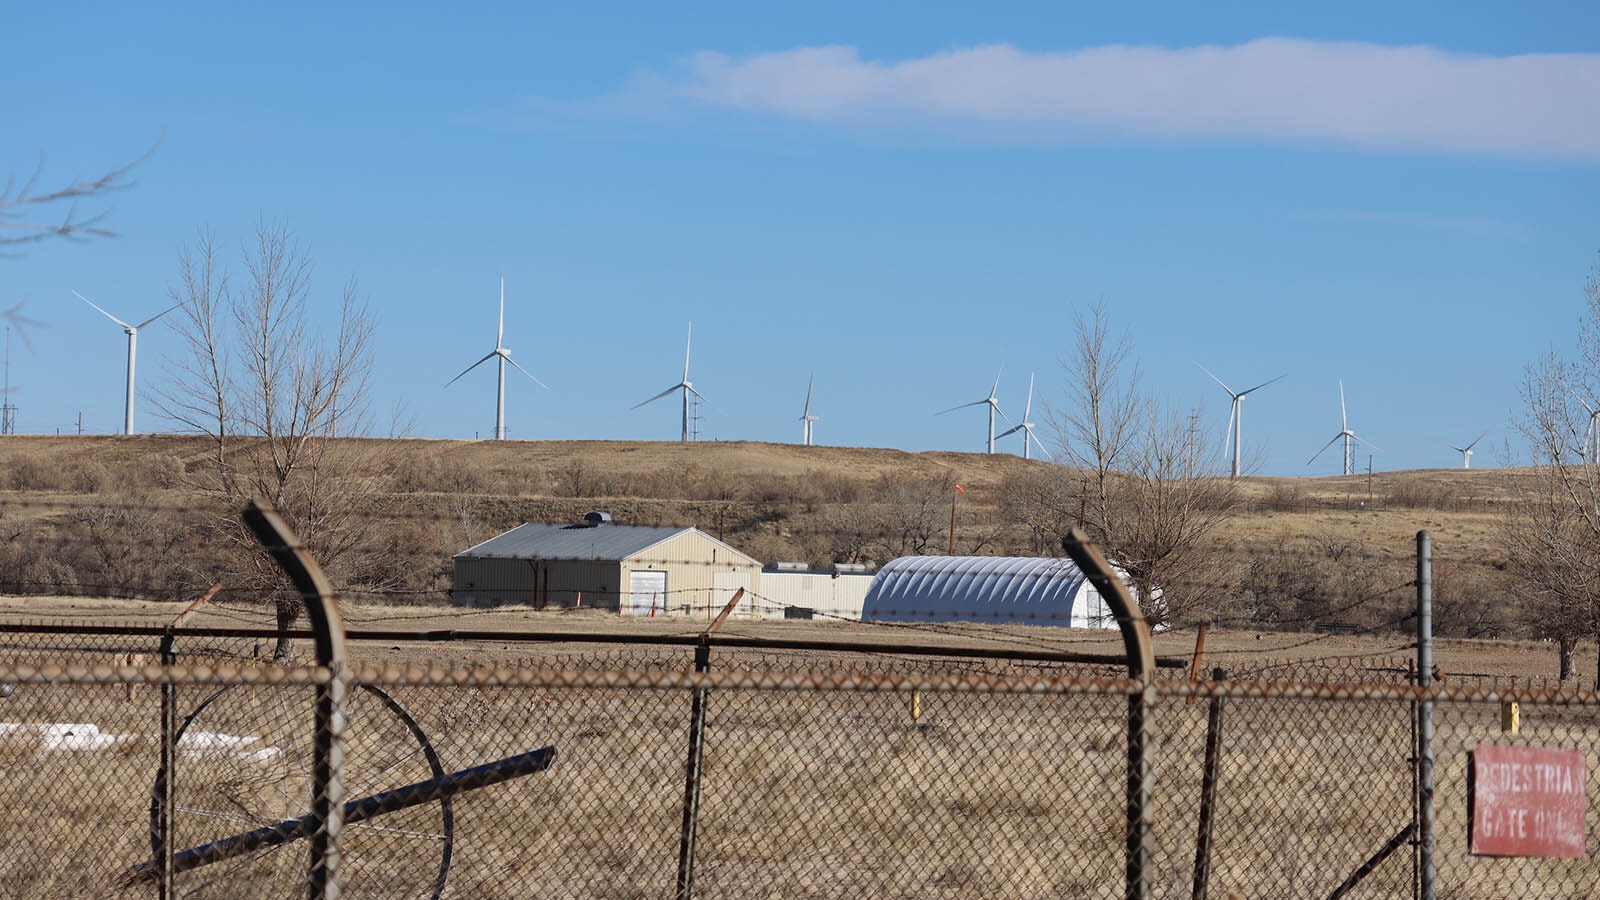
[1500,701,1520,734]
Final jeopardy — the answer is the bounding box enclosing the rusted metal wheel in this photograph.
[151,683,454,898]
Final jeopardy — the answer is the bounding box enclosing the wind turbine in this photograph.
[444,278,546,441]
[633,323,703,443]
[996,372,1050,460]
[1307,381,1380,476]
[72,290,178,435]
[938,368,1009,454]
[1197,364,1284,479]
[1580,397,1600,462]
[799,373,818,446]
[1449,432,1488,469]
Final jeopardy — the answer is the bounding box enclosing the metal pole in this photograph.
[243,499,349,900]
[1416,531,1435,900]
[1063,527,1155,900]
[1190,667,1226,900]
[156,626,176,899]
[676,638,712,899]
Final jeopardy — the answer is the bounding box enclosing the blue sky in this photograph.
[6,2,1599,474]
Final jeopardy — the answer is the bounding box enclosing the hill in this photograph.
[0,435,1528,637]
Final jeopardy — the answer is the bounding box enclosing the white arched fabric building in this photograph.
[859,556,1122,628]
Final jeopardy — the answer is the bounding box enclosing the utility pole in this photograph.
[1,326,15,435]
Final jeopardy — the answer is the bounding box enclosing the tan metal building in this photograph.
[452,514,762,616]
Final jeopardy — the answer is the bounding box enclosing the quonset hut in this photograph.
[859,555,1121,628]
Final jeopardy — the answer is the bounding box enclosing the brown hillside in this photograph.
[0,435,1529,636]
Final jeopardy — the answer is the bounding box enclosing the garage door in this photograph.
[627,570,667,616]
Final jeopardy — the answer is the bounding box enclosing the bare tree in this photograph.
[2,147,155,252]
[1049,302,1242,626]
[158,222,377,659]
[1053,300,1141,536]
[1508,270,1600,684]
[3,145,157,340]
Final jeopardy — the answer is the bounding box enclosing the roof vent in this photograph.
[583,511,614,527]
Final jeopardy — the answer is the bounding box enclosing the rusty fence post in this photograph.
[676,636,712,900]
[243,498,350,900]
[155,625,177,900]
[1415,531,1435,900]
[1063,527,1156,900]
[1190,667,1226,900]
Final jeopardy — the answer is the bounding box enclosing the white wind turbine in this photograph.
[1307,381,1380,476]
[938,368,1009,454]
[633,323,703,443]
[72,290,178,435]
[996,372,1050,460]
[445,278,545,441]
[1449,432,1488,469]
[1198,363,1284,479]
[1580,397,1600,462]
[799,373,818,446]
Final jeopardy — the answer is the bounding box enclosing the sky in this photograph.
[6,1,1600,475]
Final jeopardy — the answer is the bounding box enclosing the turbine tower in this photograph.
[73,290,178,435]
[1307,381,1380,476]
[938,368,1009,454]
[633,323,703,443]
[1449,432,1488,469]
[799,373,818,446]
[996,372,1050,460]
[1198,363,1284,478]
[445,278,546,441]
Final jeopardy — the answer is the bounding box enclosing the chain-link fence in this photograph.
[2,625,1598,899]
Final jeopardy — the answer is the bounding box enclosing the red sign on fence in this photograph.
[1470,744,1588,858]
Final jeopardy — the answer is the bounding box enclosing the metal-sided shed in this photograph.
[758,563,876,621]
[452,515,762,615]
[859,555,1121,628]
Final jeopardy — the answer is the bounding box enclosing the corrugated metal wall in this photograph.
[452,557,620,609]
[757,572,873,621]
[624,530,761,618]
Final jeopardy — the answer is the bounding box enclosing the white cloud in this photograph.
[653,39,1600,159]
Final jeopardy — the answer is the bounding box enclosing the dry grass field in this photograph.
[0,625,1596,899]
[2,435,1596,896]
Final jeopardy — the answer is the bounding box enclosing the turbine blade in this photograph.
[1195,362,1235,397]
[683,322,693,382]
[1339,381,1347,430]
[1223,403,1237,455]
[996,423,1024,439]
[1307,433,1344,465]
[72,290,131,329]
[134,303,182,330]
[687,385,707,402]
[803,373,813,417]
[1027,428,1053,460]
[505,355,549,389]
[632,385,680,409]
[1350,433,1383,454]
[1022,373,1035,420]
[988,366,1003,400]
[1237,373,1286,396]
[936,399,987,415]
[497,278,505,348]
[445,350,498,387]
[991,401,1013,427]
[1465,431,1488,451]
